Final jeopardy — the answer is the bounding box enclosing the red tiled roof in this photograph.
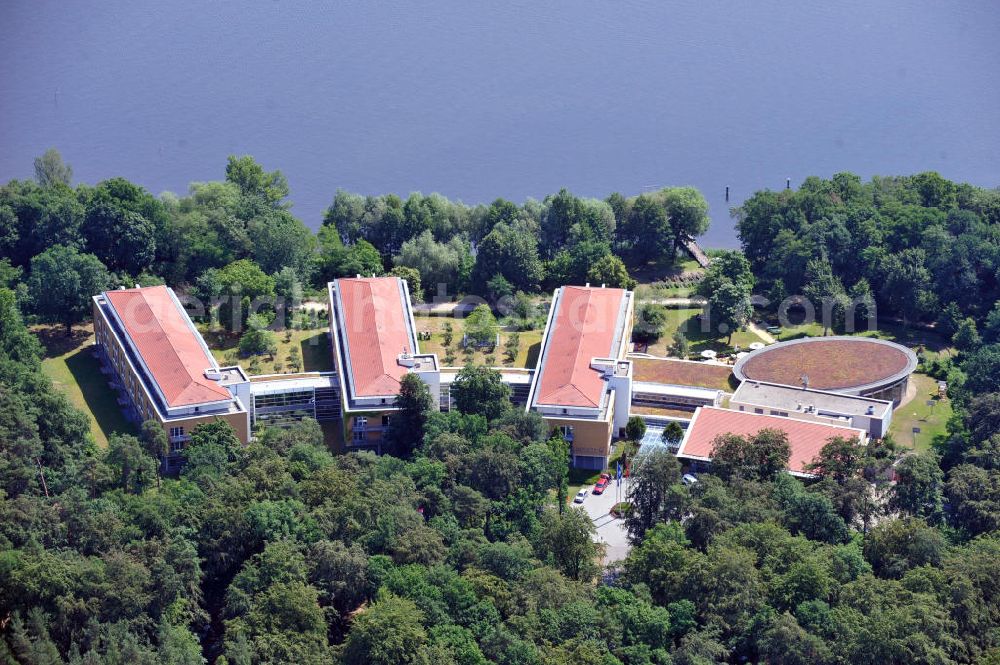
[105,286,231,408]
[678,406,864,475]
[337,277,413,398]
[535,286,627,408]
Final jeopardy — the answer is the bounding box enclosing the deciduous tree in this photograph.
[450,365,511,421]
[27,245,110,334]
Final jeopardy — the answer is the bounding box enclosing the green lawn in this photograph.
[203,327,333,375]
[630,254,704,283]
[767,316,952,354]
[640,306,759,357]
[890,373,952,451]
[634,282,698,300]
[413,315,542,368]
[36,324,136,448]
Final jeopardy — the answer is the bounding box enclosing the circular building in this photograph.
[732,336,918,405]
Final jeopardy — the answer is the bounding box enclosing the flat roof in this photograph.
[440,368,535,385]
[632,381,721,400]
[334,277,415,398]
[733,336,918,393]
[248,373,339,395]
[677,406,865,476]
[104,286,231,408]
[630,356,735,392]
[533,286,629,409]
[732,381,892,418]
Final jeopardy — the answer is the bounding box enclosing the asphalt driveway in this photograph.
[574,475,632,564]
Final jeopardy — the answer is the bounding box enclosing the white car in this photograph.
[682,473,699,486]
[573,488,588,503]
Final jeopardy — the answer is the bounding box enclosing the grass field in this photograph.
[890,373,952,452]
[631,256,703,284]
[639,306,759,357]
[769,317,951,353]
[634,283,698,299]
[35,324,136,447]
[203,327,333,374]
[412,315,542,368]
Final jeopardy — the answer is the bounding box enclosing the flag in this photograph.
[616,461,622,484]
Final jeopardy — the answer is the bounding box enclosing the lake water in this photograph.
[2,1,998,248]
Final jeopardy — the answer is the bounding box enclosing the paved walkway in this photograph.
[642,297,701,307]
[299,300,328,314]
[746,321,777,344]
[412,301,476,316]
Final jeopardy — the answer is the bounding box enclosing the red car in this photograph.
[593,476,611,495]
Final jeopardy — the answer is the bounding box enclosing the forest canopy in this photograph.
[3,152,1000,663]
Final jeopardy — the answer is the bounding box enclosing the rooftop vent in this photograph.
[204,368,224,381]
[866,405,874,415]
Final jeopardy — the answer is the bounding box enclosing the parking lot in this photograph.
[575,475,632,564]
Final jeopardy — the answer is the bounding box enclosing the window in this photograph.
[169,426,185,439]
[353,430,366,442]
[754,408,764,414]
[170,438,184,453]
[381,415,390,427]
[354,417,367,429]
[560,426,574,441]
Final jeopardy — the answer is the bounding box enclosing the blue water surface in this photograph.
[2,1,998,247]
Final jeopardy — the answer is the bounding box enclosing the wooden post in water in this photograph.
[725,186,729,202]
[786,177,791,190]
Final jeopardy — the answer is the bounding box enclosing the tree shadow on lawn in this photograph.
[300,331,333,372]
[35,324,90,357]
[524,342,541,369]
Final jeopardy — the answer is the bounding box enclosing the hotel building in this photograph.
[526,285,635,469]
[676,406,868,478]
[92,286,252,454]
[328,276,439,449]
